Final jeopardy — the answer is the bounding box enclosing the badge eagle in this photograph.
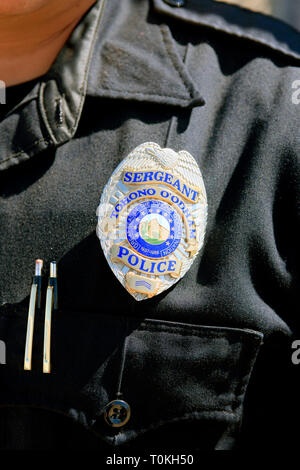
[96,142,207,301]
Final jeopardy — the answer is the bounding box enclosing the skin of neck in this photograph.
[0,0,97,87]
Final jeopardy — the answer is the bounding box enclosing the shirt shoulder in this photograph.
[154,0,300,65]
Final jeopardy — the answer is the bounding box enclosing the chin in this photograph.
[0,0,50,15]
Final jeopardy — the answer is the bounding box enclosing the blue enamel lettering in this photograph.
[149,261,156,273]
[139,259,149,272]
[118,246,129,258]
[190,189,199,201]
[133,172,143,183]
[154,171,164,181]
[157,261,167,273]
[123,172,133,183]
[168,260,176,271]
[128,254,139,266]
[129,192,137,200]
[137,189,147,197]
[182,184,191,199]
[164,173,173,184]
[143,171,154,182]
[171,195,179,204]
[173,179,181,191]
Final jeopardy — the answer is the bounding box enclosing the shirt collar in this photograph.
[85,0,204,108]
[0,0,106,171]
[0,0,203,171]
[153,0,300,62]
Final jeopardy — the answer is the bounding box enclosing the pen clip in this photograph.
[24,259,43,371]
[43,262,58,374]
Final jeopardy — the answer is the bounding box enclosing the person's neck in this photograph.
[0,0,96,87]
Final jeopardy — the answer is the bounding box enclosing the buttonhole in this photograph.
[55,97,64,127]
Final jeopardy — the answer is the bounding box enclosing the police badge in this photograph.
[96,143,207,301]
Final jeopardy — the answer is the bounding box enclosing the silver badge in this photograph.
[96,142,207,301]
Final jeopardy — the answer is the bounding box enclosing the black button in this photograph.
[104,399,131,428]
[163,0,185,7]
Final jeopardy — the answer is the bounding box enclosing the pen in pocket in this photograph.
[24,259,43,371]
[43,261,58,374]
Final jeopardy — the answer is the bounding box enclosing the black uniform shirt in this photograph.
[0,0,299,451]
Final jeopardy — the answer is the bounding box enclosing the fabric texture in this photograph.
[0,0,299,451]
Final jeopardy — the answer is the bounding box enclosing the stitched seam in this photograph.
[137,325,262,342]
[233,342,263,407]
[96,87,190,102]
[5,94,39,119]
[70,0,107,134]
[158,0,300,61]
[159,24,195,98]
[0,138,50,164]
[101,410,238,443]
[212,24,300,61]
[93,407,236,424]
[39,82,58,144]
[183,17,300,63]
[39,0,107,140]
[140,319,263,338]
[0,311,262,342]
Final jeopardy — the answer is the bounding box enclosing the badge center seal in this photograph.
[127,200,182,259]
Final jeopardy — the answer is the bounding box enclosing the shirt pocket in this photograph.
[0,309,263,450]
[91,318,263,450]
